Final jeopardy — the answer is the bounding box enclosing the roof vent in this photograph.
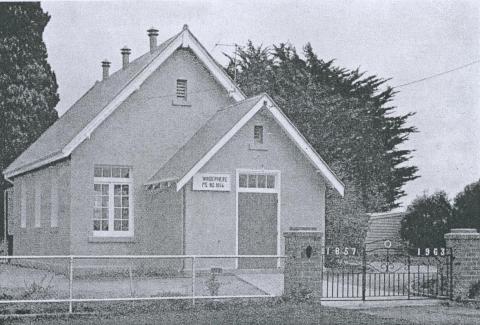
[147,27,159,53]
[121,46,131,70]
[101,59,111,80]
[183,24,189,31]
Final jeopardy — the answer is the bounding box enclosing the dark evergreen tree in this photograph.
[0,3,59,239]
[400,192,452,249]
[226,42,418,211]
[452,180,480,230]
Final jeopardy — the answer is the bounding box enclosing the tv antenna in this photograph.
[213,42,239,82]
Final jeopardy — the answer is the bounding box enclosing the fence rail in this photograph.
[0,254,287,313]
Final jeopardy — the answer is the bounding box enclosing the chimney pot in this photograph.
[121,46,131,69]
[101,59,111,80]
[147,27,159,53]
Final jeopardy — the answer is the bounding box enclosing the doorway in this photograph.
[236,170,280,269]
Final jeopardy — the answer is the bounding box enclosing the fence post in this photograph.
[362,246,366,301]
[69,256,74,313]
[320,253,323,305]
[283,231,323,303]
[407,255,411,300]
[445,229,480,300]
[449,247,453,300]
[191,256,196,306]
[129,262,134,297]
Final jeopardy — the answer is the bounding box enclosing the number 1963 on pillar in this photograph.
[417,247,446,256]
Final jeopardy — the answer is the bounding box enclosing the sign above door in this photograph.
[192,173,231,191]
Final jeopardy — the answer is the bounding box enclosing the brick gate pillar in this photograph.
[284,231,323,302]
[445,228,480,300]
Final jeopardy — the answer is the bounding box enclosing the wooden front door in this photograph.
[238,192,278,269]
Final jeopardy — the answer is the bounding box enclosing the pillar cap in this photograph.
[445,228,480,240]
[449,228,478,234]
[284,231,323,238]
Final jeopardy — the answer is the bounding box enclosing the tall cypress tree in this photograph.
[227,42,418,211]
[0,3,59,239]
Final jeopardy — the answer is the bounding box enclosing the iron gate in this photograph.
[322,244,453,301]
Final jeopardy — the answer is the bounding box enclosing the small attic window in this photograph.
[176,79,187,100]
[254,125,264,144]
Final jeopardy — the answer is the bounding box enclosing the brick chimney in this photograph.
[121,46,131,70]
[101,59,111,80]
[147,27,159,53]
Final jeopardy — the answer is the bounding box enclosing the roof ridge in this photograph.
[216,93,265,112]
[105,33,179,81]
[4,27,246,180]
[60,34,180,118]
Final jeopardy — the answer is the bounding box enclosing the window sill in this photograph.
[172,99,192,107]
[88,236,136,243]
[249,143,268,151]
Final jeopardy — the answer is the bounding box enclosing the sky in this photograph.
[40,0,480,209]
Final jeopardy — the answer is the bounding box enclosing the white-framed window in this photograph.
[93,166,133,237]
[237,171,279,193]
[20,179,26,228]
[176,79,187,100]
[253,125,264,144]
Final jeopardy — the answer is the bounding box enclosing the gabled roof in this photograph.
[4,25,245,180]
[146,94,345,196]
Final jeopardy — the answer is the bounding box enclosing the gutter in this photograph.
[3,151,66,180]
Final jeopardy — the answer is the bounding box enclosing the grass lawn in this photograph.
[2,301,414,325]
[363,305,480,325]
[3,300,480,324]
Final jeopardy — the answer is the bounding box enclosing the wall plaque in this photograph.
[192,173,231,191]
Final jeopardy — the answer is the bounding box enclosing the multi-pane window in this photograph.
[176,79,187,100]
[254,125,264,144]
[93,166,132,236]
[94,166,130,178]
[93,184,110,231]
[238,173,276,189]
[113,184,130,231]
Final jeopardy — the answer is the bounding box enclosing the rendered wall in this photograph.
[141,186,184,272]
[184,108,327,269]
[9,160,71,271]
[69,48,233,261]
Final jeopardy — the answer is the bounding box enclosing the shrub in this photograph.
[468,281,480,299]
[21,274,53,299]
[400,191,452,249]
[0,292,13,300]
[283,284,314,303]
[206,273,221,296]
[452,180,480,230]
